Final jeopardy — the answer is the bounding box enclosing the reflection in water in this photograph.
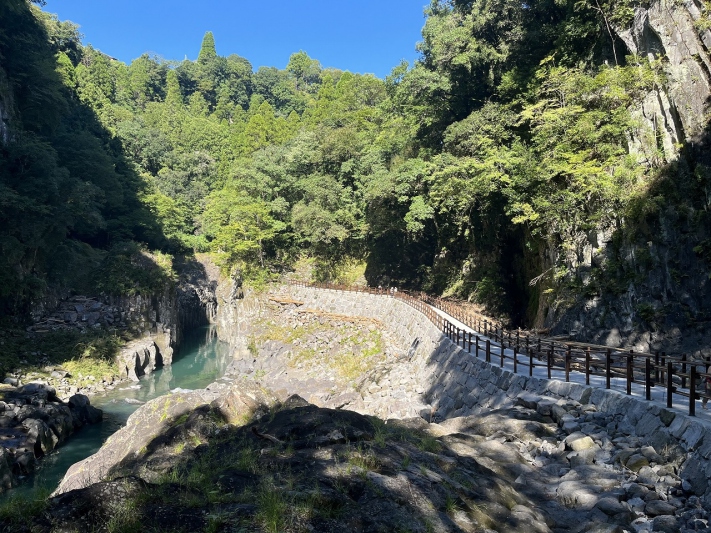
[1,326,232,500]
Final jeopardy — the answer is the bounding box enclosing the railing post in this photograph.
[585,347,590,385]
[667,361,673,409]
[513,347,518,373]
[475,336,480,358]
[547,348,552,379]
[606,349,611,389]
[645,358,652,401]
[500,342,505,367]
[690,365,697,417]
[468,331,472,353]
[537,337,542,361]
[655,352,660,383]
[529,348,533,377]
[661,352,666,385]
[682,353,687,389]
[565,345,571,382]
[486,339,491,363]
[626,353,633,395]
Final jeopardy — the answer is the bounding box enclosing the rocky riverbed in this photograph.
[5,281,711,531]
[7,376,707,533]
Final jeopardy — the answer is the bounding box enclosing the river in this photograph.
[1,325,232,501]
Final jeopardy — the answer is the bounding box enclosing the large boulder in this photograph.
[22,418,56,456]
[8,382,59,402]
[0,385,103,494]
[210,380,277,425]
[68,394,103,426]
[53,380,276,495]
[116,339,162,382]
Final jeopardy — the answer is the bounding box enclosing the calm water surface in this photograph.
[1,326,231,500]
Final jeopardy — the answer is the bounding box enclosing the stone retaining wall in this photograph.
[285,286,711,505]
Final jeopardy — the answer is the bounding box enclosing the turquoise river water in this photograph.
[1,326,232,501]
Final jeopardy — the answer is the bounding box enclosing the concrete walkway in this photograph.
[427,303,711,428]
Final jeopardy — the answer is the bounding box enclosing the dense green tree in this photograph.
[128,54,166,108]
[197,31,217,64]
[34,8,83,65]
[286,51,322,92]
[165,69,183,106]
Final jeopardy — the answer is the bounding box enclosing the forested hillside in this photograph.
[2,0,710,351]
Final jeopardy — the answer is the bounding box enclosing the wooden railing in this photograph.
[288,280,711,416]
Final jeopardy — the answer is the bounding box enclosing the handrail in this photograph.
[287,280,710,416]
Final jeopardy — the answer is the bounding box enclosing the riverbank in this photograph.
[8,278,711,531]
[0,254,222,495]
[25,282,709,531]
[0,325,231,501]
[28,375,708,533]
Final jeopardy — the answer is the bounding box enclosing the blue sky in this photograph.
[44,0,428,78]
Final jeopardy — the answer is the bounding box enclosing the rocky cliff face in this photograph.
[18,257,222,390]
[544,0,711,357]
[620,1,711,160]
[213,271,262,359]
[175,255,220,332]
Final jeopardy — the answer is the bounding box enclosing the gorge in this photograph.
[3,0,711,531]
[5,275,711,532]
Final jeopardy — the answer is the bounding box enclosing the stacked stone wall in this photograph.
[286,286,711,504]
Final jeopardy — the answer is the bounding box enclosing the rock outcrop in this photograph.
[53,380,276,494]
[175,255,220,331]
[34,384,709,533]
[224,295,402,411]
[619,2,711,162]
[0,383,101,493]
[116,339,163,382]
[540,0,711,355]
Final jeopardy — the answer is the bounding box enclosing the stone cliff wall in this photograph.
[0,69,12,145]
[619,1,711,160]
[542,0,711,356]
[213,274,263,358]
[25,257,222,385]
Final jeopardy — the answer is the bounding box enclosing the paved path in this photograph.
[428,304,711,428]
